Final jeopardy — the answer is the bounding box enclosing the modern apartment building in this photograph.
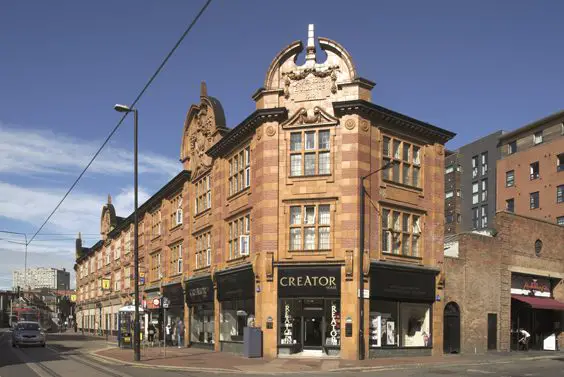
[12,267,71,291]
[74,25,455,360]
[444,131,503,234]
[496,111,564,225]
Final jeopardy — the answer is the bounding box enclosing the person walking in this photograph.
[519,328,531,351]
[148,323,156,346]
[176,319,185,348]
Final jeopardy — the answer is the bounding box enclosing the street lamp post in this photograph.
[358,160,394,360]
[114,104,140,361]
[0,231,28,292]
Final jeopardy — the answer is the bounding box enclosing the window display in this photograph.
[370,300,431,348]
[324,299,340,346]
[191,303,214,344]
[220,299,254,342]
[280,299,301,345]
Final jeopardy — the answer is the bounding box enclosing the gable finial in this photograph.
[107,194,112,204]
[305,24,316,63]
[200,81,207,98]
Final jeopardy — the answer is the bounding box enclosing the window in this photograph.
[229,146,250,196]
[151,210,162,238]
[196,232,211,269]
[290,130,330,177]
[124,267,131,289]
[445,191,454,199]
[114,271,121,292]
[369,301,431,348]
[481,179,488,202]
[472,207,479,229]
[558,185,564,204]
[508,140,517,155]
[170,242,183,275]
[533,131,543,145]
[506,170,515,187]
[96,254,102,270]
[445,166,454,174]
[195,175,211,214]
[114,242,121,260]
[105,248,111,265]
[228,214,250,259]
[150,252,162,281]
[506,198,514,213]
[381,208,421,256]
[382,136,421,187]
[530,161,540,180]
[138,221,144,246]
[220,299,255,342]
[125,230,131,254]
[530,192,539,209]
[456,189,461,197]
[472,156,478,178]
[472,182,479,204]
[557,216,564,226]
[557,153,564,172]
[289,204,331,251]
[481,152,488,175]
[170,193,183,226]
[445,214,453,224]
[481,206,488,228]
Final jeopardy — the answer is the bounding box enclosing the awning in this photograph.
[511,295,564,310]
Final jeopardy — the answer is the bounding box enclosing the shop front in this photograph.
[216,265,255,354]
[510,273,564,351]
[185,275,215,348]
[369,262,437,358]
[162,282,186,346]
[277,266,341,357]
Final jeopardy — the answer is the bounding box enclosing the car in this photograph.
[11,321,46,347]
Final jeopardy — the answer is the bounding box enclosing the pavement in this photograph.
[58,331,564,375]
[2,328,564,377]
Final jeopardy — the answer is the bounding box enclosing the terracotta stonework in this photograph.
[74,25,454,360]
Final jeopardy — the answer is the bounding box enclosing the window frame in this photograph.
[170,193,183,227]
[151,210,162,238]
[471,155,479,178]
[481,152,488,175]
[508,140,517,155]
[195,175,211,215]
[289,129,331,177]
[557,185,564,204]
[481,205,488,228]
[481,179,488,202]
[557,216,564,226]
[289,204,332,252]
[381,208,422,257]
[195,232,212,269]
[150,252,162,282]
[557,153,564,172]
[228,214,251,260]
[530,161,540,180]
[505,170,515,187]
[228,146,251,197]
[530,192,540,210]
[169,242,183,276]
[472,182,479,204]
[533,131,543,145]
[506,198,514,213]
[382,135,421,188]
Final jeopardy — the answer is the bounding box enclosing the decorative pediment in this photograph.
[281,106,339,129]
[180,82,227,179]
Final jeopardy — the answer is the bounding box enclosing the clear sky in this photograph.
[1,0,563,288]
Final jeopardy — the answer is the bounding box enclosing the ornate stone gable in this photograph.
[180,82,227,179]
[281,106,339,129]
[100,194,117,240]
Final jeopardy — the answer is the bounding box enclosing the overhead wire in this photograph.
[26,0,213,246]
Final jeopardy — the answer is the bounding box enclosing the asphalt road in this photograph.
[1,328,563,377]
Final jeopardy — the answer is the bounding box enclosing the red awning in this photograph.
[511,294,564,311]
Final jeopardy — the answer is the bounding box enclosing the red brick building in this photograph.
[444,211,564,354]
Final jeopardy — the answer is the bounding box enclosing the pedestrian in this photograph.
[148,323,156,346]
[176,319,185,348]
[518,328,530,351]
[165,323,172,346]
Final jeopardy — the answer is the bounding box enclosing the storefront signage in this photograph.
[511,274,551,297]
[162,283,184,308]
[278,267,341,297]
[185,277,214,305]
[370,266,436,301]
[216,267,255,301]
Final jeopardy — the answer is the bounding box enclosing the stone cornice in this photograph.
[333,100,456,144]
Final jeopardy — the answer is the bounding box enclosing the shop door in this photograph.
[443,302,460,354]
[302,299,324,349]
[487,313,497,350]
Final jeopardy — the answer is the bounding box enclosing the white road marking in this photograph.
[10,348,53,377]
[467,369,496,374]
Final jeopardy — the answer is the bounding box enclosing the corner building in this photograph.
[76,25,455,360]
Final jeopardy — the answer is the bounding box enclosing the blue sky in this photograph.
[1,0,563,288]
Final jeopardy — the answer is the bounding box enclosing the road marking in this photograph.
[467,369,495,374]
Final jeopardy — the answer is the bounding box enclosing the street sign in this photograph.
[152,298,160,308]
[162,296,170,309]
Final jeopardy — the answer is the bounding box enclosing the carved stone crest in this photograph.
[281,106,339,129]
[282,65,339,99]
[344,119,356,130]
[266,125,276,137]
[360,119,370,132]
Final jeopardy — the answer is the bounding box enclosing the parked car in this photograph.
[11,321,46,347]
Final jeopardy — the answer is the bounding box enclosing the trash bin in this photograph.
[243,327,262,358]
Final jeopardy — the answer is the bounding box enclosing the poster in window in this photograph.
[386,320,396,345]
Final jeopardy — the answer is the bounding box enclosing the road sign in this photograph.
[162,296,170,309]
[152,298,160,308]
